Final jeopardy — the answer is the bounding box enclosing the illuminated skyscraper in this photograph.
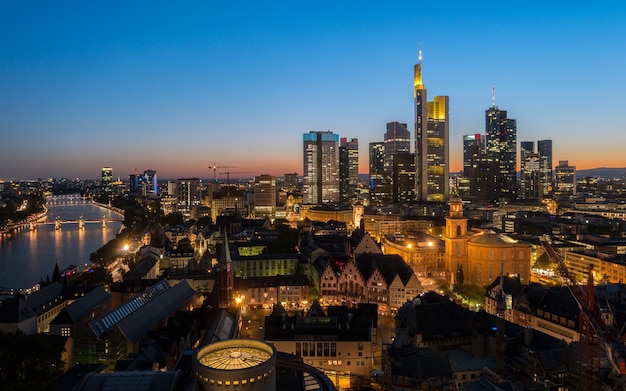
[537,139,553,197]
[414,46,449,202]
[101,167,113,193]
[554,160,576,201]
[369,141,390,203]
[254,174,276,219]
[393,152,416,203]
[425,95,449,202]
[339,137,359,203]
[303,131,339,205]
[463,134,483,178]
[384,122,410,173]
[485,90,517,201]
[520,142,540,199]
[176,178,202,219]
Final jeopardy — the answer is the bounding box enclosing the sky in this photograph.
[1,1,626,181]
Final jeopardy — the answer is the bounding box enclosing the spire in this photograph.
[491,85,496,108]
[418,41,422,63]
[414,42,424,94]
[218,227,232,265]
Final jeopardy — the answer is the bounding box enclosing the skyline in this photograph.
[2,2,626,180]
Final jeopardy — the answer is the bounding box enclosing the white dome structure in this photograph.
[194,339,277,391]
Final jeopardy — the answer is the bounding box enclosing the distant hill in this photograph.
[577,167,626,179]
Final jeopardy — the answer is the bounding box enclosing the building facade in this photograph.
[303,131,340,205]
[485,101,517,201]
[339,138,359,203]
[254,175,276,219]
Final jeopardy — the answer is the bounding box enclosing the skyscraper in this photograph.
[339,137,359,203]
[176,178,202,219]
[463,134,483,178]
[383,122,410,173]
[537,139,553,197]
[414,47,449,202]
[393,152,416,203]
[520,141,541,200]
[254,174,276,219]
[369,141,390,203]
[485,91,517,201]
[303,131,339,205]
[414,46,428,201]
[555,160,576,201]
[101,167,113,193]
[425,95,449,202]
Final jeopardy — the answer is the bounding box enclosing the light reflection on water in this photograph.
[0,203,122,289]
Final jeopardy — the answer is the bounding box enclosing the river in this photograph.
[0,196,123,289]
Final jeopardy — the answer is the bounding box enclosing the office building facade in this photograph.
[339,137,359,203]
[414,48,449,202]
[485,103,517,201]
[254,175,276,219]
[303,131,340,205]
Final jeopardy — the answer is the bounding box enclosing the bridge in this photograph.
[45,195,94,206]
[30,217,124,231]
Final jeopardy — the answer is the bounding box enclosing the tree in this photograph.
[0,331,65,390]
[456,263,464,284]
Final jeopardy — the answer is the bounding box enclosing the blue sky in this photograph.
[1,1,625,180]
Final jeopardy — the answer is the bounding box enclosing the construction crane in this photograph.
[540,236,626,390]
[209,163,236,183]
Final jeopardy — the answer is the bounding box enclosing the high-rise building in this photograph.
[254,174,276,219]
[369,141,390,203]
[303,131,340,205]
[485,92,517,201]
[176,178,202,219]
[101,167,113,193]
[463,134,483,178]
[555,160,576,201]
[339,137,359,203]
[537,139,553,197]
[414,47,428,201]
[283,173,299,192]
[520,142,538,199]
[425,95,449,202]
[414,47,449,202]
[129,169,158,196]
[383,122,410,173]
[393,152,416,204]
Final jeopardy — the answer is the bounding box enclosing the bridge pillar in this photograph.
[79,219,84,230]
[55,219,61,230]
[30,223,37,232]
[102,217,107,229]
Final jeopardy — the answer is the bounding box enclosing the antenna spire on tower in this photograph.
[418,42,422,63]
[491,85,496,108]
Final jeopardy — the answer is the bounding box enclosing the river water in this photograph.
[0,197,123,289]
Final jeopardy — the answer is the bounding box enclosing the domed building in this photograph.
[444,198,531,286]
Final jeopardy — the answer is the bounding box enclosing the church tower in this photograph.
[217,228,234,309]
[443,197,469,285]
